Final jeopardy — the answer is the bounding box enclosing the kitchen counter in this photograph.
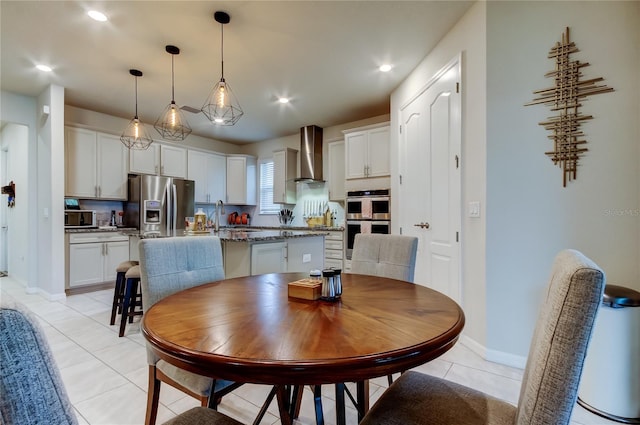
[65,227,137,233]
[194,229,329,242]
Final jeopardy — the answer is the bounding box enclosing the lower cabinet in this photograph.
[251,242,287,275]
[67,233,129,288]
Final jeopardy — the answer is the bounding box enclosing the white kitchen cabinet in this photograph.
[251,241,287,275]
[324,231,344,269]
[67,232,129,288]
[226,155,256,205]
[327,141,345,201]
[273,148,298,204]
[129,143,187,178]
[188,150,226,204]
[65,127,128,200]
[344,123,390,179]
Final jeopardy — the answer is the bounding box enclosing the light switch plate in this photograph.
[469,201,480,218]
[303,253,311,263]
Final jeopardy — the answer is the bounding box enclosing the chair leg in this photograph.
[119,277,134,337]
[109,272,125,326]
[387,373,394,386]
[128,279,139,323]
[145,365,161,425]
[313,385,325,425]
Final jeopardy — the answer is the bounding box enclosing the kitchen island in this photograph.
[192,228,327,278]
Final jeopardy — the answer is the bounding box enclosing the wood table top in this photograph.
[142,272,465,385]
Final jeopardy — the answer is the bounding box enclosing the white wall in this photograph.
[390,1,488,352]
[486,1,640,359]
[36,85,66,298]
[0,123,29,283]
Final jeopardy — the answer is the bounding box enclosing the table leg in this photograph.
[356,380,370,421]
[275,385,292,425]
[335,383,346,425]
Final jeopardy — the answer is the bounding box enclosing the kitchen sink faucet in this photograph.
[215,200,225,232]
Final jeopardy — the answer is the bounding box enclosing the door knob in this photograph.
[413,222,430,229]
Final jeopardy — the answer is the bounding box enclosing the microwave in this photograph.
[64,210,96,228]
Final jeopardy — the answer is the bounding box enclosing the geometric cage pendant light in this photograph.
[121,69,154,150]
[154,45,192,140]
[201,11,244,126]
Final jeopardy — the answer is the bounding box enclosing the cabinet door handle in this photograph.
[155,165,159,174]
[161,165,164,175]
[413,222,430,229]
[104,243,108,256]
[98,186,101,198]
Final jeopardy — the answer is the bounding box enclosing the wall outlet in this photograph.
[303,253,311,263]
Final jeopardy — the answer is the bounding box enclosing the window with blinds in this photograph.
[259,159,279,215]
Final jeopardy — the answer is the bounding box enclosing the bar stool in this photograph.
[109,260,138,326]
[118,265,143,337]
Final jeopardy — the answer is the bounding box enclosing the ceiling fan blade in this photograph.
[180,105,202,114]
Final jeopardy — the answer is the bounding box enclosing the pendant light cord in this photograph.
[220,21,225,80]
[171,54,175,102]
[134,75,139,119]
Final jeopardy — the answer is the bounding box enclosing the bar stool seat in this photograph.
[110,260,139,326]
[119,264,144,337]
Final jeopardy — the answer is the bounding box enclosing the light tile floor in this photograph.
[1,276,618,425]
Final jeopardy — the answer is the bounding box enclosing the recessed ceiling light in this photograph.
[278,97,290,104]
[379,64,393,73]
[88,10,108,22]
[36,64,52,72]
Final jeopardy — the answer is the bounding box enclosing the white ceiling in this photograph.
[1,1,473,144]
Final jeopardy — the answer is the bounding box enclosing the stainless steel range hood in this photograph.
[296,125,324,182]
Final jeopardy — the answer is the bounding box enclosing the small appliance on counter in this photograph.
[64,210,97,229]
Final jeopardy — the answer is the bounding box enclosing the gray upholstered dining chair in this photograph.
[360,249,606,425]
[0,299,242,425]
[351,233,419,282]
[138,236,244,425]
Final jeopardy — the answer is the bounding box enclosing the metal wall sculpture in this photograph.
[526,27,613,187]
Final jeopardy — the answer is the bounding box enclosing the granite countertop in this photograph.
[65,225,342,241]
[65,227,137,233]
[193,228,329,242]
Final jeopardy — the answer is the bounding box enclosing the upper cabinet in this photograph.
[65,127,128,200]
[344,123,390,179]
[327,141,345,201]
[226,155,257,205]
[188,150,226,204]
[273,148,298,204]
[129,143,187,178]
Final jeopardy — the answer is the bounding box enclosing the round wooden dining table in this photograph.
[142,272,465,424]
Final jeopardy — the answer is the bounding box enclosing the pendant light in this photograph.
[201,11,244,126]
[154,45,192,141]
[121,69,154,150]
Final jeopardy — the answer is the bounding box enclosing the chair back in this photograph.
[138,236,225,309]
[515,249,605,425]
[351,233,418,282]
[0,300,79,425]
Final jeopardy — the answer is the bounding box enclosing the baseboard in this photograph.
[460,334,527,369]
[37,288,67,301]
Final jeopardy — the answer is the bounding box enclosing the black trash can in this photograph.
[578,285,640,424]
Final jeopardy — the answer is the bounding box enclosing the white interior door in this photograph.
[399,57,461,303]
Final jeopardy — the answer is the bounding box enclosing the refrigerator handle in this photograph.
[172,184,178,236]
[166,182,172,236]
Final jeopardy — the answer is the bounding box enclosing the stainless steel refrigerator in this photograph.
[124,174,195,237]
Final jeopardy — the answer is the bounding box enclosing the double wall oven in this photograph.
[346,189,391,259]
